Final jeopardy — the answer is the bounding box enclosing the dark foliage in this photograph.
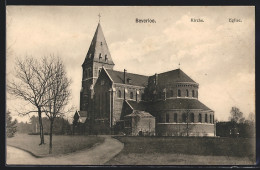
[216,121,255,138]
[6,111,17,138]
[16,116,72,135]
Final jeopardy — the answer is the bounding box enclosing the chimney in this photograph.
[155,73,158,86]
[124,69,127,84]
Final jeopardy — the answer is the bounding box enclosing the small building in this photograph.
[72,111,88,134]
[124,110,155,136]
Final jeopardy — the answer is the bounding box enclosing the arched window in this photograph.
[88,68,91,77]
[101,42,103,45]
[210,115,212,123]
[192,90,195,97]
[105,55,108,62]
[166,113,170,123]
[178,89,181,97]
[99,53,102,60]
[98,68,101,76]
[158,115,162,123]
[186,89,189,97]
[170,90,174,97]
[85,69,88,78]
[182,113,187,123]
[190,113,194,123]
[174,113,177,123]
[118,90,122,98]
[130,92,134,99]
[205,114,208,123]
[198,113,202,123]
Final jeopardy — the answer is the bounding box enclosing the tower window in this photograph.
[205,114,208,123]
[99,53,102,60]
[98,68,102,76]
[174,113,177,123]
[198,113,202,123]
[101,42,103,45]
[130,92,134,99]
[186,89,189,97]
[118,90,122,98]
[166,113,170,123]
[192,90,195,97]
[178,89,181,97]
[105,55,108,62]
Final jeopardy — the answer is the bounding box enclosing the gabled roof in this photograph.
[106,69,148,87]
[156,69,197,84]
[151,98,213,111]
[83,23,114,65]
[126,100,147,111]
[125,110,154,118]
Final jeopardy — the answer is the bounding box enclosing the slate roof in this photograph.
[83,23,114,65]
[106,69,148,87]
[151,98,212,111]
[125,110,154,118]
[156,69,197,84]
[126,100,147,111]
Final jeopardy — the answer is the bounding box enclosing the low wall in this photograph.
[156,123,215,136]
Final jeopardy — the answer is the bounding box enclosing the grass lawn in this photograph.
[7,134,105,157]
[106,136,255,165]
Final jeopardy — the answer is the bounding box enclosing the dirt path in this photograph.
[6,136,124,165]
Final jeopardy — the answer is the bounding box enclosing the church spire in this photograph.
[83,21,114,66]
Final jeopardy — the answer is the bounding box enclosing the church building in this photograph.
[77,21,215,136]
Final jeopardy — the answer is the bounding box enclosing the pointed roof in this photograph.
[83,23,114,65]
[155,69,197,85]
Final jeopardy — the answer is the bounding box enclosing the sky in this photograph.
[6,6,255,123]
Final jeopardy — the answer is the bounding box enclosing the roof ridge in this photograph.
[106,69,149,77]
[156,68,180,75]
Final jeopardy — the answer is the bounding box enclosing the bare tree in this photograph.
[7,56,55,145]
[42,57,72,154]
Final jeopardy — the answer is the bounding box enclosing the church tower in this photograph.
[80,22,115,112]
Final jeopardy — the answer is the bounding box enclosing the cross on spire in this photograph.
[98,13,101,23]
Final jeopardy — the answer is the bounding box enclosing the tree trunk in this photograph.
[38,109,45,145]
[49,120,54,154]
